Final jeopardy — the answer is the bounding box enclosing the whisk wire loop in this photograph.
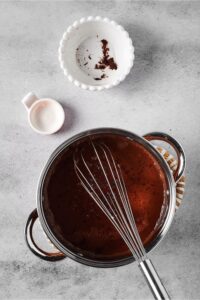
[74,142,146,261]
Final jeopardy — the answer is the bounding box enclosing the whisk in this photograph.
[74,142,170,300]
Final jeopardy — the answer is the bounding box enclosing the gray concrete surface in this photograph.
[0,1,200,299]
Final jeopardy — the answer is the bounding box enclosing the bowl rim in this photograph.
[58,16,135,91]
[36,127,176,268]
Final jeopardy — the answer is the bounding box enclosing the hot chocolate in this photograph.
[42,133,168,261]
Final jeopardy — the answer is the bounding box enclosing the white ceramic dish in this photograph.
[22,92,65,135]
[58,16,134,91]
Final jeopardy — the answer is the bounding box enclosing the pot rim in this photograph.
[37,127,176,268]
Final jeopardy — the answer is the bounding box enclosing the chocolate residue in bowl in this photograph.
[95,39,117,70]
[94,74,107,81]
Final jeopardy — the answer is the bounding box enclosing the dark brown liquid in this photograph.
[43,133,168,261]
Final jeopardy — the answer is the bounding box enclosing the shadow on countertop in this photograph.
[118,23,164,92]
[57,103,76,134]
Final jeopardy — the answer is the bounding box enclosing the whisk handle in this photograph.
[139,259,170,300]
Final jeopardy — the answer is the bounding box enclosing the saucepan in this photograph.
[25,128,185,267]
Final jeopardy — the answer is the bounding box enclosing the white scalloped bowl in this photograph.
[58,16,134,91]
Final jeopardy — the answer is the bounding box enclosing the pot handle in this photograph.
[25,209,66,261]
[143,132,186,183]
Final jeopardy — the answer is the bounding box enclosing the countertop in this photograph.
[0,1,200,299]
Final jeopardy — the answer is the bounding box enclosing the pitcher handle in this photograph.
[25,209,66,261]
[143,132,186,182]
